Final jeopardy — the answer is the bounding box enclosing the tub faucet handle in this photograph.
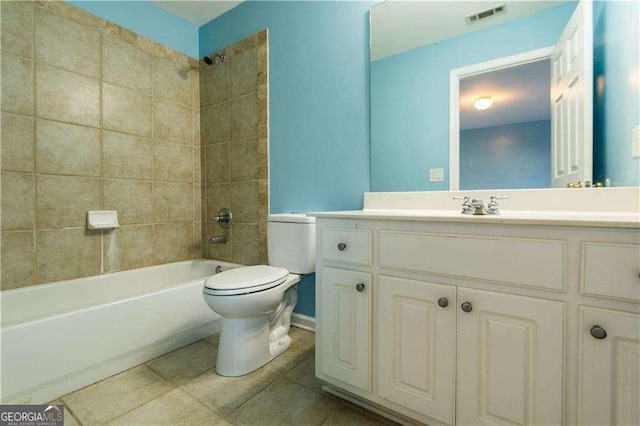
[213,208,233,229]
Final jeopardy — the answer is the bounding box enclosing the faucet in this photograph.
[470,199,487,215]
[453,196,473,214]
[210,235,228,244]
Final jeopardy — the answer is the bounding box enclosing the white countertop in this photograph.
[308,209,640,228]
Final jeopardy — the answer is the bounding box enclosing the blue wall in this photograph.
[68,1,199,58]
[460,120,551,190]
[593,0,640,187]
[199,1,373,317]
[370,3,576,192]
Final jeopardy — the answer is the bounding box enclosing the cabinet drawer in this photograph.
[379,231,565,291]
[581,242,640,302]
[322,228,372,266]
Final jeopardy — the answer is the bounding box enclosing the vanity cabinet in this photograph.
[578,308,640,425]
[319,266,372,392]
[456,287,564,426]
[314,215,639,426]
[377,276,456,425]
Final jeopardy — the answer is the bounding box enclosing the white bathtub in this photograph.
[0,259,239,404]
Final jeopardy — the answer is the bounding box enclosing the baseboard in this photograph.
[291,313,315,332]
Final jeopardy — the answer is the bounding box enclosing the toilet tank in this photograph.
[267,213,316,274]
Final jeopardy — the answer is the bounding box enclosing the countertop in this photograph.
[307,209,640,228]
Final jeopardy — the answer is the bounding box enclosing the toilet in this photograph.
[202,213,316,377]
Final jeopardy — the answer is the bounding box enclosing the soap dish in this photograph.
[87,211,119,230]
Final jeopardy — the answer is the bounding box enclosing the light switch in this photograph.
[632,126,640,159]
[429,168,444,182]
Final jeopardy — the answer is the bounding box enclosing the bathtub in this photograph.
[0,259,239,404]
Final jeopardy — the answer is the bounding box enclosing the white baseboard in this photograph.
[291,313,315,332]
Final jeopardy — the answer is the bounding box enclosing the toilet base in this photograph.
[215,286,298,377]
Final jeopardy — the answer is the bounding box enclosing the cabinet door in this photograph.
[457,288,565,426]
[579,307,640,426]
[377,276,456,425]
[319,267,372,392]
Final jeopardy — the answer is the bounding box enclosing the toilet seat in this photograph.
[203,265,289,296]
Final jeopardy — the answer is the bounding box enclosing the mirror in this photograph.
[370,0,640,191]
[458,58,552,190]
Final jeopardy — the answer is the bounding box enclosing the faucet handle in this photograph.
[453,196,472,214]
[487,196,509,215]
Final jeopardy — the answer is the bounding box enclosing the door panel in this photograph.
[320,267,372,392]
[579,307,640,426]
[551,0,592,187]
[377,276,455,425]
[457,288,565,425]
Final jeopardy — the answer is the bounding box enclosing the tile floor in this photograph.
[50,327,397,425]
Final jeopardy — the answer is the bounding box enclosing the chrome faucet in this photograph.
[209,235,228,244]
[470,199,487,215]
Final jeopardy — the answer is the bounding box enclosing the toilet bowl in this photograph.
[202,213,315,377]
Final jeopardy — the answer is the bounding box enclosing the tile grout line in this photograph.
[99,28,104,274]
[31,0,37,284]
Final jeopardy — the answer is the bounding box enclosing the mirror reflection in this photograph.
[370,0,640,191]
[459,59,551,190]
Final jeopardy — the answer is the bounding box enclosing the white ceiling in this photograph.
[460,59,551,130]
[371,0,572,61]
[150,0,244,27]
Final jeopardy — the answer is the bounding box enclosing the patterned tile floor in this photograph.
[50,328,398,425]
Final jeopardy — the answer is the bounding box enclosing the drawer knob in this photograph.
[337,242,347,251]
[590,325,607,340]
[438,298,449,308]
[461,302,473,313]
[356,283,365,292]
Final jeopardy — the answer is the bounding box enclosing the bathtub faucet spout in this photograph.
[210,235,228,244]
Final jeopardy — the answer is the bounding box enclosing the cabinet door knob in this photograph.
[461,302,473,313]
[356,283,365,292]
[438,298,449,308]
[337,242,347,251]
[590,325,607,340]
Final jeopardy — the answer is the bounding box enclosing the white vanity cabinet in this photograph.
[319,266,372,392]
[377,275,456,425]
[456,287,564,426]
[578,306,640,425]
[314,214,640,426]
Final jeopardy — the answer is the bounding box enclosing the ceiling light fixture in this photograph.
[474,96,493,110]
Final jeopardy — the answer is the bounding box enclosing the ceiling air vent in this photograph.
[465,4,507,24]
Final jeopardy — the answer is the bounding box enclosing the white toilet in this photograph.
[202,213,315,377]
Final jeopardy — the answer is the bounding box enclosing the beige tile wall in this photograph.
[200,31,269,266]
[0,1,202,290]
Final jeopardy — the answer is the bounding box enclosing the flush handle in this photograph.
[337,242,347,251]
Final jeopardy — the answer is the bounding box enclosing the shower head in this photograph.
[203,53,226,65]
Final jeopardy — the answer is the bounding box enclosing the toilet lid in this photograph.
[203,265,288,296]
